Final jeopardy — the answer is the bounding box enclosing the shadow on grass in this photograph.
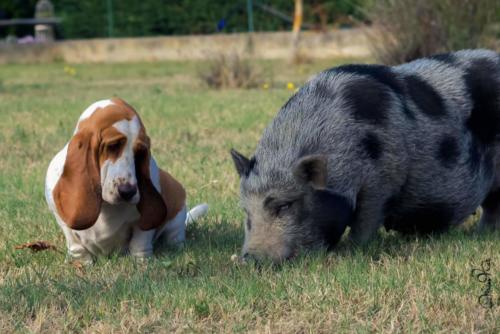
[155,217,243,257]
[183,219,500,270]
[334,224,498,262]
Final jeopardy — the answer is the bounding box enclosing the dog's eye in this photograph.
[107,141,122,153]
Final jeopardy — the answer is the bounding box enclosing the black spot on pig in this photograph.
[344,78,391,125]
[361,132,383,160]
[437,136,459,168]
[312,190,353,249]
[428,53,457,65]
[384,197,455,235]
[404,75,446,118]
[482,189,500,211]
[336,64,404,94]
[334,64,414,119]
[464,58,500,144]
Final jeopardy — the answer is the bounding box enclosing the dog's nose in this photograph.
[118,183,137,201]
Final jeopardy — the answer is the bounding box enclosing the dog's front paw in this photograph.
[66,247,94,265]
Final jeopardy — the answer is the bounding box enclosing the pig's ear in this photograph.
[230,149,252,177]
[293,155,327,189]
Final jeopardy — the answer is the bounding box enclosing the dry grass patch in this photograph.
[365,0,500,64]
[198,53,262,89]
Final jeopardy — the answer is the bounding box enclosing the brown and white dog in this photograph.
[45,98,208,262]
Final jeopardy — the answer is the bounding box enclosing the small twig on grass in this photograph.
[15,241,61,253]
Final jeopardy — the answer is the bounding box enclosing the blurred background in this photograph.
[1,0,498,67]
[1,0,363,38]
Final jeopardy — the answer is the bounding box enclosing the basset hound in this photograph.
[45,98,208,262]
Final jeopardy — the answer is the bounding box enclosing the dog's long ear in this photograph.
[53,130,102,230]
[135,134,167,230]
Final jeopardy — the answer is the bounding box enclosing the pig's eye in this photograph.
[275,202,293,216]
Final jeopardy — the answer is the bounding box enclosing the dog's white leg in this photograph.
[129,226,156,258]
[158,204,208,246]
[159,206,187,246]
[59,223,94,264]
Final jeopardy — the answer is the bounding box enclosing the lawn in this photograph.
[0,58,498,333]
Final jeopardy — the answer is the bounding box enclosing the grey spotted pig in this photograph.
[231,49,500,263]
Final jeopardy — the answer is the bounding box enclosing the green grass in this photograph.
[0,59,499,333]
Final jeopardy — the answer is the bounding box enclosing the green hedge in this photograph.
[0,0,38,37]
[0,0,365,39]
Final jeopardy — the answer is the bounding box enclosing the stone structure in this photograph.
[35,0,55,42]
[0,29,373,64]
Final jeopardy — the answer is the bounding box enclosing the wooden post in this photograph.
[291,0,303,62]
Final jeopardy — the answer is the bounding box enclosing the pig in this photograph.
[231,49,500,263]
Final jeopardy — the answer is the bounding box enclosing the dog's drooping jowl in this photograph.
[45,98,208,263]
[231,49,500,263]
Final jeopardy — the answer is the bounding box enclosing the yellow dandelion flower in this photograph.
[286,82,295,90]
[262,83,269,90]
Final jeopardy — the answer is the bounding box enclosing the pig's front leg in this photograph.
[349,194,386,245]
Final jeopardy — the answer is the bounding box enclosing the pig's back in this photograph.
[255,50,500,225]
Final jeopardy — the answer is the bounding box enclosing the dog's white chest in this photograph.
[72,203,141,256]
